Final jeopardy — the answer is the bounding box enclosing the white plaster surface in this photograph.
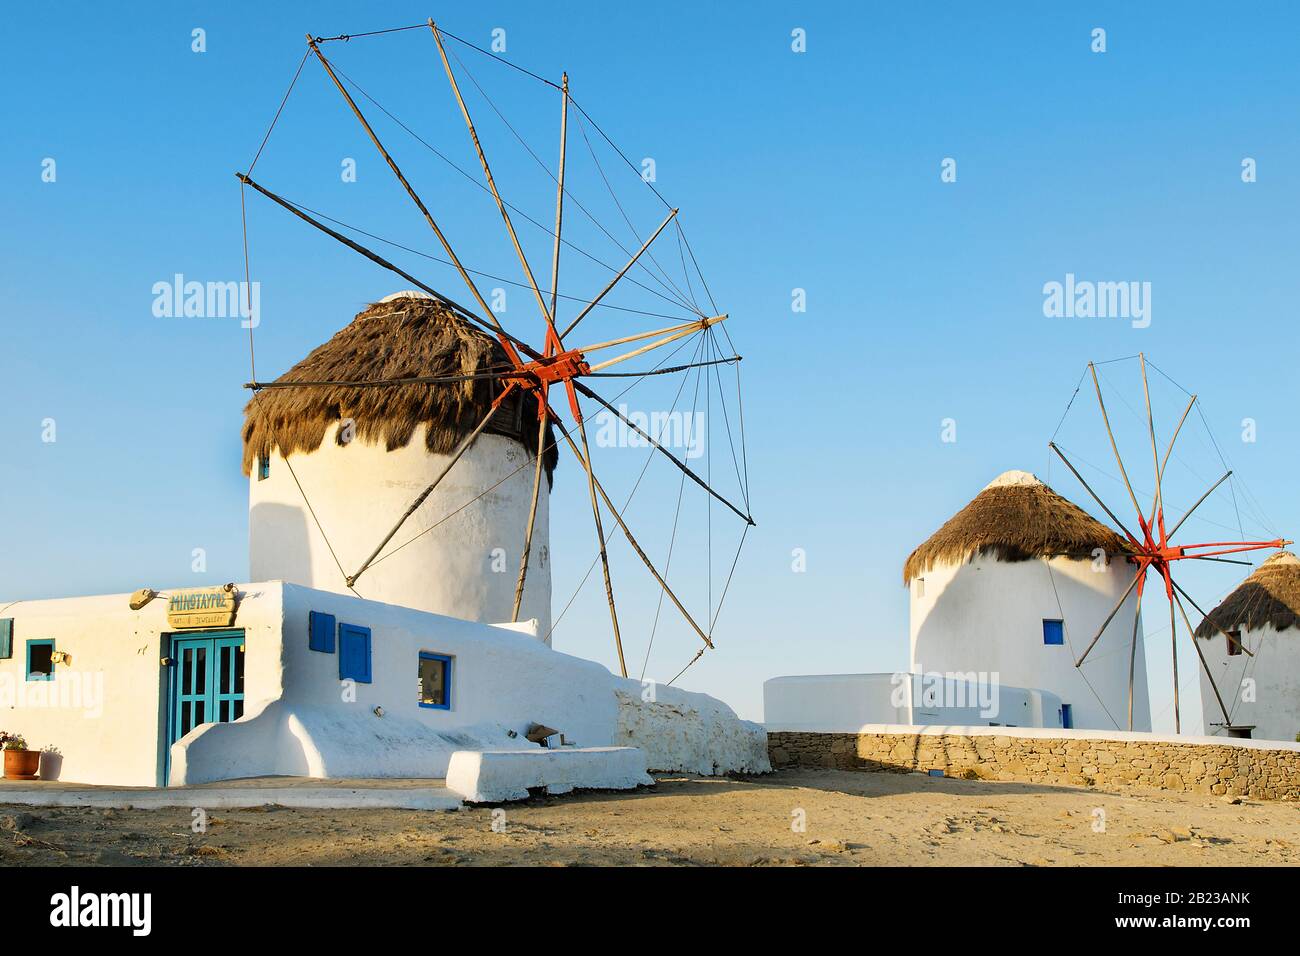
[0,583,284,787]
[614,681,771,774]
[909,553,1150,732]
[172,583,620,784]
[763,673,1065,732]
[3,581,767,788]
[445,746,652,802]
[249,423,552,639]
[1197,623,1300,743]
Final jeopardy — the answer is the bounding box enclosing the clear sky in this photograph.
[3,2,1297,729]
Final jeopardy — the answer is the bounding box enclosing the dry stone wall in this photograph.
[768,729,1300,801]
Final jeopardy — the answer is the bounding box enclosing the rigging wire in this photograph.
[327,60,701,318]
[443,44,701,317]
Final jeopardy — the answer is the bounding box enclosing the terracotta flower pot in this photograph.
[3,749,40,780]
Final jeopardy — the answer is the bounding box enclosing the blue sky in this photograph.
[2,2,1297,728]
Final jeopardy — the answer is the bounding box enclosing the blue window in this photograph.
[338,624,372,683]
[308,611,336,653]
[1060,703,1074,729]
[1042,619,1065,645]
[26,639,55,681]
[418,653,452,710]
[0,619,12,659]
[258,456,271,481]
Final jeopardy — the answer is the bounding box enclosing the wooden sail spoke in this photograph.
[1075,568,1142,668]
[306,37,528,366]
[559,207,680,340]
[430,21,564,348]
[553,417,715,652]
[1174,591,1233,725]
[1088,362,1143,519]
[1048,441,1139,545]
[346,400,503,588]
[573,380,753,525]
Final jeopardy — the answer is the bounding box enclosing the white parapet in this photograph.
[445,746,653,803]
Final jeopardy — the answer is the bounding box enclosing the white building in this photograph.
[764,673,1064,732]
[246,294,554,637]
[0,295,768,787]
[0,582,766,787]
[905,470,1150,732]
[1195,550,1300,743]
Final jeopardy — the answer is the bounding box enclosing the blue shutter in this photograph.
[338,624,372,683]
[1042,619,1065,645]
[0,619,11,659]
[308,611,336,653]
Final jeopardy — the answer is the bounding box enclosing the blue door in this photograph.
[1060,703,1074,729]
[169,631,245,744]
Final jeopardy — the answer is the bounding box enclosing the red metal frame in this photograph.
[1125,504,1288,602]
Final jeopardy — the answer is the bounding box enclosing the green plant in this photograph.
[0,731,29,752]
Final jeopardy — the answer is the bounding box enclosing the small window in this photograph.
[418,652,453,710]
[258,455,271,481]
[1060,703,1074,729]
[1042,619,1065,645]
[338,624,371,684]
[309,611,336,653]
[1226,630,1243,657]
[915,578,926,598]
[0,619,12,659]
[26,639,55,681]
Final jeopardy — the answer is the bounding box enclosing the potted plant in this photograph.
[1,732,40,780]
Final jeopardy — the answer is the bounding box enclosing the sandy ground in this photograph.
[2,769,1297,866]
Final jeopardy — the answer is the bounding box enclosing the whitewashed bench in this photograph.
[445,746,652,803]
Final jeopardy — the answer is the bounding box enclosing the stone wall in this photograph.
[768,729,1300,801]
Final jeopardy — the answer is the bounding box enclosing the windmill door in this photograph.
[169,631,246,745]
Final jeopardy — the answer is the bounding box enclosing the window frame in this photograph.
[1042,619,1065,646]
[417,652,453,711]
[1226,629,1243,657]
[26,638,55,682]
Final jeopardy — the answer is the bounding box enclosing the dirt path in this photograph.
[2,769,1297,866]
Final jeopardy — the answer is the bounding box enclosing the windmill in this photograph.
[1047,353,1289,732]
[235,20,753,683]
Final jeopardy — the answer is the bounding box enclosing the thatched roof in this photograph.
[241,294,557,481]
[1194,550,1300,639]
[902,470,1131,583]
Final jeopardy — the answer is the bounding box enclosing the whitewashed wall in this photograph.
[173,583,768,783]
[249,423,552,639]
[174,583,615,784]
[0,585,284,787]
[909,555,1150,732]
[613,681,769,774]
[1197,625,1300,743]
[762,673,1065,732]
[2,582,764,787]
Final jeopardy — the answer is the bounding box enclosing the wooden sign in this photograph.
[166,587,237,629]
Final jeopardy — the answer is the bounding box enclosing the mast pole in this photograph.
[512,72,570,623]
